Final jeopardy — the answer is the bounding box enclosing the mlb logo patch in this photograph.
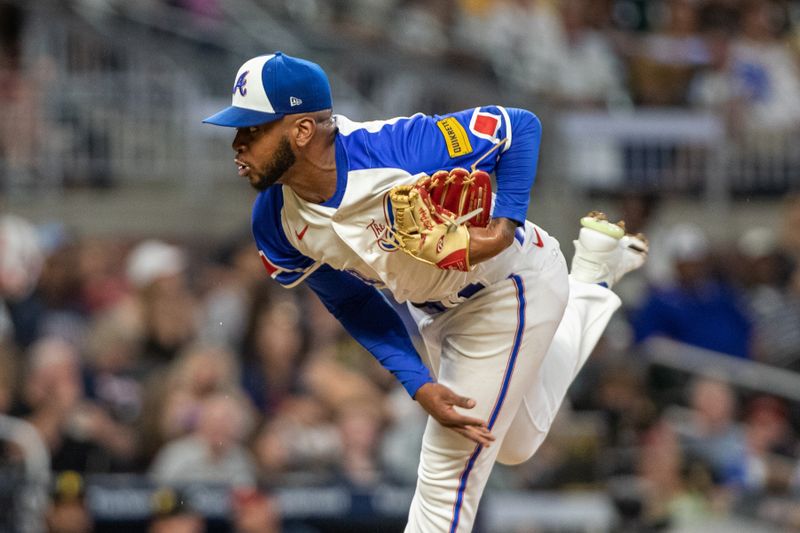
[469,109,501,142]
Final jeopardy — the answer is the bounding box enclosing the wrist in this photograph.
[468,218,516,264]
[411,378,436,400]
[489,217,517,241]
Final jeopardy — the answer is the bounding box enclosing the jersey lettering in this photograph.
[366,218,396,252]
[436,117,473,158]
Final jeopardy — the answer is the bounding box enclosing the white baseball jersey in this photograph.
[250,106,625,533]
[253,107,618,533]
[252,106,543,397]
[207,52,626,533]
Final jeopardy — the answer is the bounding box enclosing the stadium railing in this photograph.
[3,1,798,205]
[0,414,50,533]
[642,337,800,402]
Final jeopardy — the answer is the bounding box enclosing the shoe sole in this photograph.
[580,217,625,240]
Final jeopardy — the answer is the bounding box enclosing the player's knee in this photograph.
[496,445,536,466]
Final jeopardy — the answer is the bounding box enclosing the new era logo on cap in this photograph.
[203,52,332,128]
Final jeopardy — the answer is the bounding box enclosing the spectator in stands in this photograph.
[687,25,737,119]
[669,378,747,486]
[779,193,800,261]
[454,0,544,91]
[593,361,657,450]
[149,391,257,486]
[546,0,629,108]
[740,395,795,493]
[45,470,93,533]
[380,382,429,485]
[458,0,626,104]
[334,397,386,487]
[735,227,800,369]
[340,0,398,40]
[77,238,129,315]
[240,293,307,415]
[389,0,454,58]
[729,1,800,133]
[252,396,340,484]
[636,420,713,530]
[16,337,137,472]
[139,343,240,463]
[148,487,205,533]
[301,348,386,412]
[631,224,753,359]
[83,311,143,414]
[0,2,44,193]
[125,240,197,369]
[0,214,45,348]
[33,239,90,349]
[0,214,43,304]
[252,417,294,482]
[301,288,399,395]
[199,235,265,350]
[230,486,284,533]
[0,343,17,414]
[628,0,710,106]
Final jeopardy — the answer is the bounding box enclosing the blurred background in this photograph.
[1,0,800,531]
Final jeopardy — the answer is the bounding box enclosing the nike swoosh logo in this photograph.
[295,225,309,241]
[532,227,544,248]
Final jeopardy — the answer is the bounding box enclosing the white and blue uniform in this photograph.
[253,106,620,532]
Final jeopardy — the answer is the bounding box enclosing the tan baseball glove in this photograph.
[388,168,492,271]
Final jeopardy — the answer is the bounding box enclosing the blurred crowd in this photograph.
[0,193,799,531]
[2,0,800,194]
[0,215,406,532]
[2,0,800,531]
[5,0,800,132]
[270,0,800,134]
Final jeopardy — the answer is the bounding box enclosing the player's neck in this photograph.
[284,142,337,203]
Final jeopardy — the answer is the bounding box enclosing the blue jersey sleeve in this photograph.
[251,187,319,288]
[342,106,542,225]
[490,109,542,223]
[305,265,434,397]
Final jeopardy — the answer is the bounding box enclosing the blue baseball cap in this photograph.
[203,52,332,127]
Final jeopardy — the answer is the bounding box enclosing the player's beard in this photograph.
[250,135,296,191]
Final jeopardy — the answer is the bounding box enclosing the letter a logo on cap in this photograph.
[233,71,249,96]
[203,52,333,128]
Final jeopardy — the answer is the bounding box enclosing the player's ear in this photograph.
[292,116,317,148]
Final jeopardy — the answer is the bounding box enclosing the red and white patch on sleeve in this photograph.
[259,250,284,278]
[469,109,501,142]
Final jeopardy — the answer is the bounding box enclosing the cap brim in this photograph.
[202,106,284,127]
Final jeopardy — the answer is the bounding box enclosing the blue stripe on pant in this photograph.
[448,274,526,533]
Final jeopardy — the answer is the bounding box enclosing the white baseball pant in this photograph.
[405,234,621,533]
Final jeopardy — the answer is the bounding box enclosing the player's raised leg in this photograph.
[498,213,648,465]
[406,242,569,533]
[570,211,648,289]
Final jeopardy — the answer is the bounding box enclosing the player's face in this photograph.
[233,122,296,191]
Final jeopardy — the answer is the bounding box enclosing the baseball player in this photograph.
[203,52,647,532]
